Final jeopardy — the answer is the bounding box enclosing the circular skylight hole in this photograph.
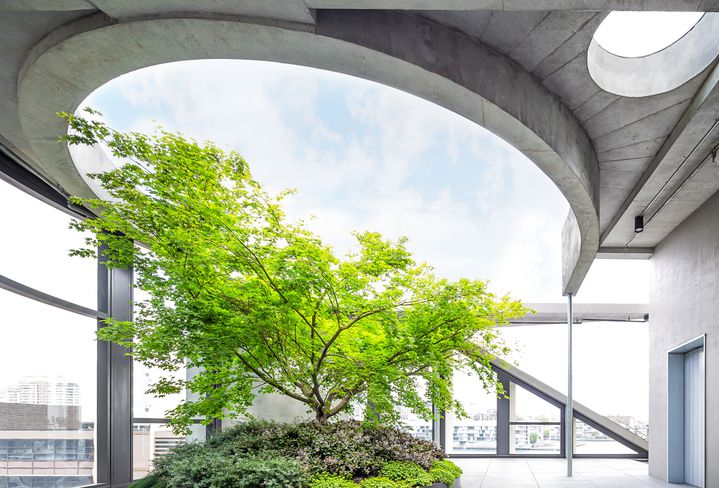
[594,11,704,58]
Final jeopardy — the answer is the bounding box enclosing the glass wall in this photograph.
[0,172,648,485]
[0,178,99,488]
[449,369,497,454]
[501,322,649,435]
[132,422,205,480]
[509,384,561,455]
[397,381,433,442]
[398,407,433,443]
[574,420,636,455]
[131,288,203,480]
[0,180,96,309]
[0,290,97,487]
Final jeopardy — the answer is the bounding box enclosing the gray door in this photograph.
[683,347,705,488]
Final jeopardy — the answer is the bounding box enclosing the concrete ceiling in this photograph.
[1,1,718,295]
[416,8,719,251]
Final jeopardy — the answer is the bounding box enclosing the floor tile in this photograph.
[453,458,691,488]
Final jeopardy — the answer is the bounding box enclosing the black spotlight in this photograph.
[634,215,644,233]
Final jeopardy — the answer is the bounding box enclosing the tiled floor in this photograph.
[452,458,693,488]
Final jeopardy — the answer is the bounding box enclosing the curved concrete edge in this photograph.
[562,209,597,296]
[587,13,719,98]
[16,11,599,294]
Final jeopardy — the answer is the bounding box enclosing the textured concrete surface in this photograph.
[452,458,693,487]
[649,190,719,486]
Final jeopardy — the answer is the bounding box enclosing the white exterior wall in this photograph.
[649,190,718,484]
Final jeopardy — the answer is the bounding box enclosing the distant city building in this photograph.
[0,378,93,487]
[453,409,498,451]
[399,405,433,442]
[0,403,94,487]
[0,377,80,407]
[400,404,649,455]
[132,424,185,480]
[0,403,81,431]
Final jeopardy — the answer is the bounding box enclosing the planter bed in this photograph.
[129,420,463,488]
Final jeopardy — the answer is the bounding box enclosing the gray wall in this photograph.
[0,402,81,430]
[649,190,719,484]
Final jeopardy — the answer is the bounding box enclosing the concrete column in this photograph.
[443,410,454,454]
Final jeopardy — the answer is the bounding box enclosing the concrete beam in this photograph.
[304,1,714,11]
[0,1,96,10]
[596,247,654,259]
[15,10,600,295]
[90,0,316,24]
[3,0,716,11]
[510,302,649,324]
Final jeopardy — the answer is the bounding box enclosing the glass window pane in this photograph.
[574,322,649,428]
[0,288,97,487]
[502,321,649,430]
[133,362,187,420]
[511,384,560,422]
[500,324,567,393]
[398,410,433,443]
[510,383,561,455]
[133,423,204,480]
[132,287,188,419]
[398,381,432,442]
[510,424,561,455]
[0,179,97,309]
[575,420,637,455]
[449,369,497,454]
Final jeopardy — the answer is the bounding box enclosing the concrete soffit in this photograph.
[15,10,600,295]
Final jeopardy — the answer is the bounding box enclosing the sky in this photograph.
[594,11,704,57]
[3,19,680,424]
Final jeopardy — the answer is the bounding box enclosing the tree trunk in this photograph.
[315,408,330,424]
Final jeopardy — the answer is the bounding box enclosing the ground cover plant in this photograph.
[61,109,526,433]
[129,420,462,488]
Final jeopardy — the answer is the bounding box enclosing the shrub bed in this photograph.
[131,420,461,488]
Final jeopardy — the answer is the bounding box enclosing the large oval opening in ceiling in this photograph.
[593,11,704,58]
[75,59,571,301]
[587,12,719,97]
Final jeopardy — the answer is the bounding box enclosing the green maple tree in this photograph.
[61,109,527,433]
